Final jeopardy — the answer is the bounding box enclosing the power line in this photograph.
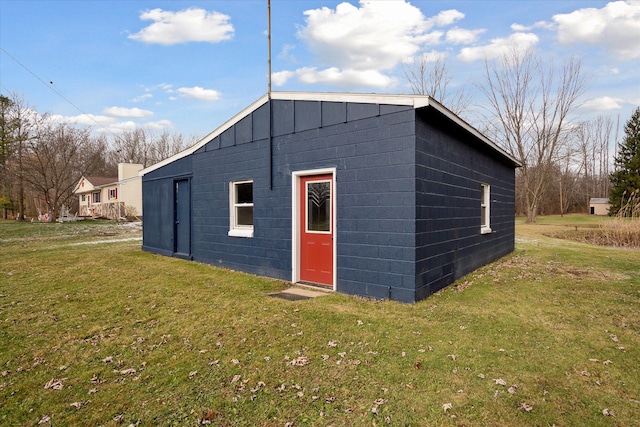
[0,47,122,139]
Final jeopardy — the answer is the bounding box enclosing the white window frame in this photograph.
[92,191,101,203]
[481,183,492,234]
[228,179,254,238]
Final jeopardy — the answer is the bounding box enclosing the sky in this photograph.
[1,0,639,142]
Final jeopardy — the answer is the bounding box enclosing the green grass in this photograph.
[1,217,638,426]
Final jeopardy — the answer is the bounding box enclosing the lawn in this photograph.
[0,217,638,426]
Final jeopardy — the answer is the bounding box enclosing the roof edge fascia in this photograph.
[140,94,270,176]
[424,97,522,167]
[140,91,520,176]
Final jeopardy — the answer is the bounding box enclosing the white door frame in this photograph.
[291,168,337,290]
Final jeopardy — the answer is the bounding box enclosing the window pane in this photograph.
[236,206,253,226]
[236,182,253,204]
[307,182,331,232]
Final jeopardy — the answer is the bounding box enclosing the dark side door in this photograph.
[174,179,191,257]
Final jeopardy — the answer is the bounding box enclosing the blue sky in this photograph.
[1,0,638,141]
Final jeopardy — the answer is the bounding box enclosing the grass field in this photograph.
[0,217,638,426]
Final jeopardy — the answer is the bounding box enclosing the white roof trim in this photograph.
[425,97,521,167]
[140,91,519,176]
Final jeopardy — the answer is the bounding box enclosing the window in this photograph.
[229,180,253,238]
[306,181,331,233]
[81,194,86,202]
[481,184,491,234]
[92,191,101,203]
[109,188,117,199]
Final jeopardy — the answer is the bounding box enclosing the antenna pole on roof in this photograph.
[267,0,273,189]
[267,0,272,98]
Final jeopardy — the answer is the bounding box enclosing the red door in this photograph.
[299,174,334,286]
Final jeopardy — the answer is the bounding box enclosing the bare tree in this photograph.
[0,94,39,220]
[21,118,104,221]
[107,129,191,168]
[403,52,472,117]
[481,49,587,223]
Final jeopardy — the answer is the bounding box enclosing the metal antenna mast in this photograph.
[267,0,272,96]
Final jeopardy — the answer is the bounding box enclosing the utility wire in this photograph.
[0,47,122,140]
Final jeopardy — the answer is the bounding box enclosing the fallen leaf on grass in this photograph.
[88,388,98,394]
[1,370,9,377]
[477,373,485,379]
[448,354,457,361]
[38,415,51,425]
[415,360,422,369]
[289,356,310,366]
[508,385,518,394]
[603,360,613,365]
[119,368,136,375]
[602,408,615,417]
[69,401,88,409]
[519,402,533,412]
[203,408,215,420]
[102,356,113,363]
[189,371,197,379]
[494,378,507,386]
[44,378,66,390]
[443,403,452,413]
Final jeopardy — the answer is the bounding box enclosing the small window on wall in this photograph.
[92,191,101,203]
[481,183,491,234]
[109,188,117,199]
[229,180,254,238]
[81,194,86,202]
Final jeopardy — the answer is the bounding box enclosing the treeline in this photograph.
[515,116,615,216]
[0,94,196,220]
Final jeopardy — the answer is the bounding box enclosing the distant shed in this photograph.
[589,198,610,215]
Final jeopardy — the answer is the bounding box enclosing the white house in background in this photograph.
[74,163,143,219]
[589,197,610,215]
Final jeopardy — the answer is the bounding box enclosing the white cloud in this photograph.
[142,119,174,130]
[104,107,153,118]
[425,9,465,28]
[176,86,221,101]
[510,21,554,32]
[272,70,296,86]
[50,113,116,126]
[403,50,448,65]
[272,67,395,88]
[132,93,153,103]
[129,8,234,45]
[300,67,397,88]
[445,27,485,44]
[281,1,472,89]
[580,96,624,112]
[94,119,174,134]
[298,1,435,71]
[553,1,640,59]
[458,32,539,62]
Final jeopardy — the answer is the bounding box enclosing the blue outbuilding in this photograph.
[140,92,520,303]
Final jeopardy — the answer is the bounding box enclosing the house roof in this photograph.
[589,198,610,204]
[140,91,521,176]
[85,176,117,186]
[74,175,117,194]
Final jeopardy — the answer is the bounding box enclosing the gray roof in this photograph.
[589,198,610,204]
